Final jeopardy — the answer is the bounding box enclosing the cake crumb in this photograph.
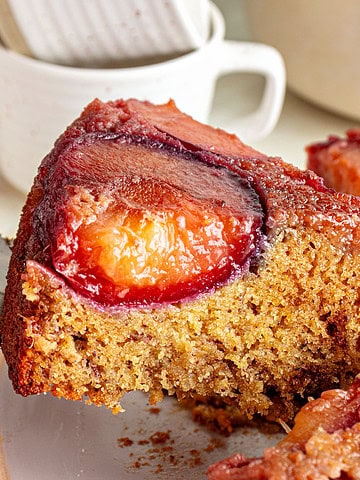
[149,407,161,414]
[137,439,150,445]
[117,421,227,473]
[182,396,283,436]
[204,437,225,453]
[149,430,171,444]
[117,437,134,447]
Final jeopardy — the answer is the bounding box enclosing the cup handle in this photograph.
[216,41,286,141]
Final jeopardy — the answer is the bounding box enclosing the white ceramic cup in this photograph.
[0,2,285,193]
[0,0,211,66]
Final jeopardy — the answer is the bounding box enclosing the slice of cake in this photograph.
[207,376,360,479]
[307,129,360,195]
[1,99,360,422]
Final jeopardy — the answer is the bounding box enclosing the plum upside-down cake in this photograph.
[1,99,360,423]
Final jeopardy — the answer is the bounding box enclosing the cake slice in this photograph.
[307,129,360,195]
[207,376,360,480]
[1,99,360,422]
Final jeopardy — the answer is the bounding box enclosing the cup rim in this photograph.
[0,1,224,78]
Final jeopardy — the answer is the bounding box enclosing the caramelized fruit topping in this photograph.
[50,139,263,307]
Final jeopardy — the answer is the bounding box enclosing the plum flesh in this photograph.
[42,136,263,307]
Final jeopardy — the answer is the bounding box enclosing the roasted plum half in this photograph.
[35,137,263,307]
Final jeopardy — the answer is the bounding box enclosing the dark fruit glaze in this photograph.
[25,100,360,310]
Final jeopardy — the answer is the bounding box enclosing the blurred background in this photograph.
[213,0,359,159]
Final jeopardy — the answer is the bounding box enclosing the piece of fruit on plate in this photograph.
[307,129,360,195]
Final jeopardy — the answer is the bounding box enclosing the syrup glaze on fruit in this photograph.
[35,135,263,307]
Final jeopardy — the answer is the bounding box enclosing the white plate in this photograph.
[0,355,284,479]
